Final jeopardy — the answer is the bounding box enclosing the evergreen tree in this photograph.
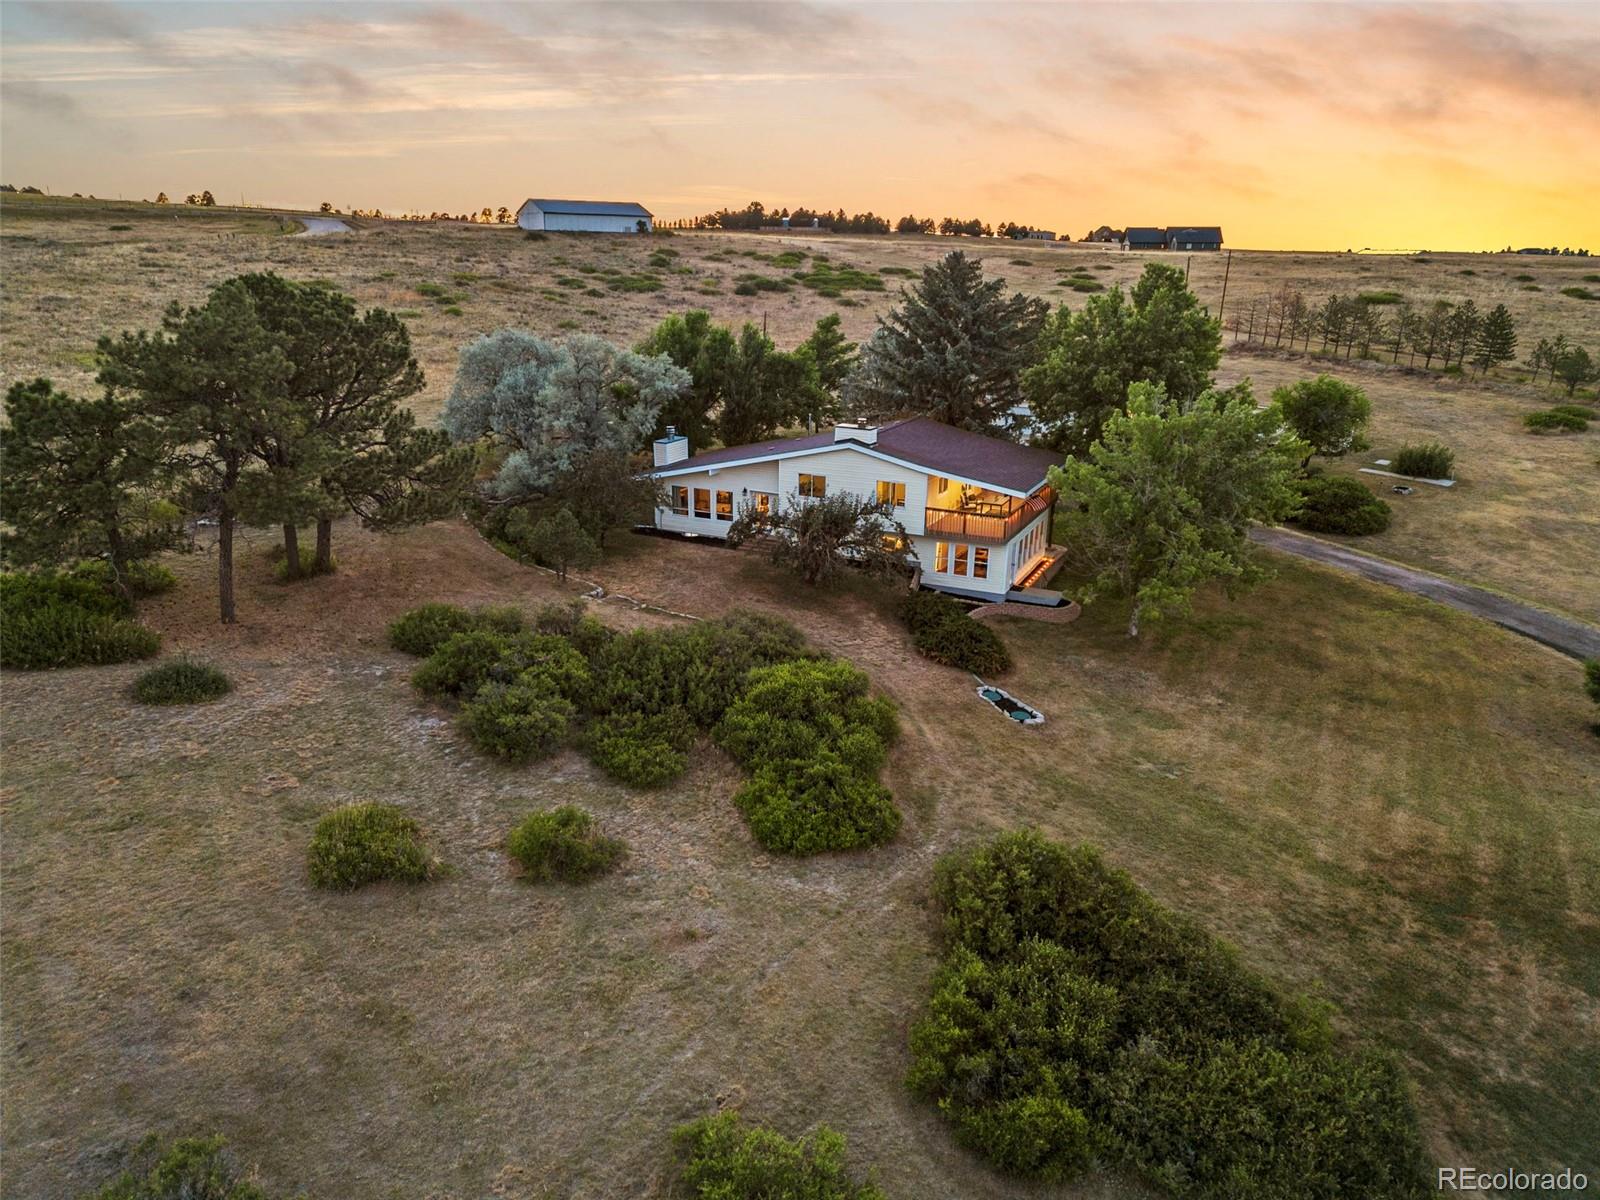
[0,379,178,595]
[843,250,1048,434]
[1049,380,1305,638]
[636,309,734,448]
[1553,346,1597,396]
[1023,262,1222,456]
[509,507,600,580]
[1471,304,1518,375]
[1445,299,1480,368]
[98,281,292,623]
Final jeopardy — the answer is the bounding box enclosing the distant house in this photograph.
[1083,226,1123,243]
[1122,227,1167,250]
[1165,226,1223,251]
[647,418,1065,603]
[515,198,653,233]
[1025,229,1057,241]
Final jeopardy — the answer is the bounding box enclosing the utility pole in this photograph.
[1217,250,1232,326]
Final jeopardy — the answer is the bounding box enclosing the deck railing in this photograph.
[923,486,1055,542]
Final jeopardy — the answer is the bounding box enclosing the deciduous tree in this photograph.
[1048,381,1305,637]
[1271,375,1371,468]
[1024,262,1222,456]
[726,491,911,587]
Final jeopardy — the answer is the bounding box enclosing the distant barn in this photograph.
[1122,226,1167,250]
[1166,226,1223,251]
[515,198,653,233]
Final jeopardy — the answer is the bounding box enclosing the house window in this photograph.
[715,490,733,521]
[798,473,826,498]
[935,542,949,572]
[694,488,711,519]
[953,544,969,576]
[973,546,989,579]
[876,480,906,508]
[671,486,689,515]
[752,492,773,514]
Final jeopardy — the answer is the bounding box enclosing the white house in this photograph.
[648,418,1065,602]
[515,198,653,233]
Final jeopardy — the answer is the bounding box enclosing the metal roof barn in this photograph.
[516,198,654,233]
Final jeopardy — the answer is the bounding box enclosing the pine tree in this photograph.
[843,250,1048,434]
[0,379,178,595]
[510,507,600,580]
[1471,304,1518,375]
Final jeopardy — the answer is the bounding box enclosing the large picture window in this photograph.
[876,480,906,508]
[798,473,827,498]
[694,488,711,519]
[715,490,733,520]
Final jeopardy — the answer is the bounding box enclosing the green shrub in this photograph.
[672,1111,885,1200]
[734,751,901,854]
[411,629,515,700]
[387,603,527,656]
[307,803,436,890]
[132,660,232,705]
[1584,659,1600,705]
[506,805,624,882]
[86,1134,269,1200]
[714,658,897,774]
[901,590,1012,675]
[0,572,161,669]
[70,558,177,599]
[270,545,335,580]
[1291,475,1392,535]
[1524,409,1589,433]
[908,832,1431,1196]
[1392,442,1454,479]
[459,674,574,762]
[532,599,614,661]
[586,707,695,787]
[1550,404,1596,420]
[1559,286,1598,301]
[1356,290,1403,305]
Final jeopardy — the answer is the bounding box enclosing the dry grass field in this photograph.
[4,193,1597,621]
[3,523,1598,1198]
[4,196,1600,1198]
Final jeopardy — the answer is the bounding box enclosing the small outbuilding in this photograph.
[515,198,653,233]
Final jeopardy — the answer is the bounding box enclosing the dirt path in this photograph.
[1252,526,1600,660]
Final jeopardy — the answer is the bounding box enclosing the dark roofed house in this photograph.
[515,198,653,233]
[1122,226,1167,250]
[1165,226,1223,250]
[647,418,1066,604]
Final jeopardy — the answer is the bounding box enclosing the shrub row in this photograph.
[0,569,161,670]
[307,800,625,890]
[1524,405,1591,433]
[392,602,902,855]
[1290,475,1392,536]
[907,831,1432,1197]
[900,589,1012,676]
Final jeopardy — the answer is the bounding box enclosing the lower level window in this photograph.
[753,492,772,514]
[953,544,969,576]
[671,486,688,515]
[934,542,949,573]
[715,490,733,520]
[973,546,989,579]
[694,488,711,519]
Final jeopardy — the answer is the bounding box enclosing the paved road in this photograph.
[1251,526,1600,661]
[293,216,352,236]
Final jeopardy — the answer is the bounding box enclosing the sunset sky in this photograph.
[2,1,1596,250]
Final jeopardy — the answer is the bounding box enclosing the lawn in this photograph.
[3,520,1597,1198]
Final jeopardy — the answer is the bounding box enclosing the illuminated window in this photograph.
[934,542,949,572]
[876,480,906,508]
[715,490,733,520]
[973,546,989,579]
[753,492,772,514]
[953,544,969,576]
[798,473,827,497]
[671,486,689,515]
[694,488,711,519]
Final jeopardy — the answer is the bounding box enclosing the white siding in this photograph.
[517,205,651,233]
[653,462,780,536]
[773,447,929,533]
[911,510,1053,598]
